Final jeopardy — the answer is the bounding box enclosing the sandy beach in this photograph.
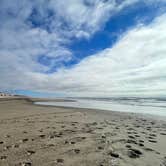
[0,97,166,166]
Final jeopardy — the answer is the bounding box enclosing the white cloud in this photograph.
[0,0,166,97]
[0,0,138,68]
[21,14,166,97]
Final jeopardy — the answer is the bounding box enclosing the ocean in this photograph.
[35,97,166,117]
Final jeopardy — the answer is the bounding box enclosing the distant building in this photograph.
[0,92,13,97]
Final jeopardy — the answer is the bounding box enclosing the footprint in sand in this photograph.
[38,129,43,133]
[127,139,137,145]
[74,149,80,154]
[160,133,166,136]
[149,133,156,137]
[64,140,69,144]
[127,128,135,131]
[108,151,119,158]
[23,131,28,134]
[39,134,46,139]
[56,158,64,163]
[98,146,104,150]
[139,140,144,143]
[128,135,135,139]
[148,140,157,143]
[27,150,35,156]
[17,162,32,166]
[20,138,29,143]
[70,141,76,144]
[144,147,154,152]
[161,157,166,166]
[128,148,143,158]
[146,127,152,131]
[126,144,132,148]
[135,135,140,138]
[138,143,144,147]
[148,136,155,139]
[13,144,20,148]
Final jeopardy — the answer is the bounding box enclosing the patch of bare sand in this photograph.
[0,98,166,166]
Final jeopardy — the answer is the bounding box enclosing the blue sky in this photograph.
[68,1,163,64]
[0,0,166,97]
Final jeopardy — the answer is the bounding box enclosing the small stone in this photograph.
[0,141,4,144]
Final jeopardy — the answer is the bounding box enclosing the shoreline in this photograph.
[1,96,165,122]
[0,97,166,166]
[34,100,166,122]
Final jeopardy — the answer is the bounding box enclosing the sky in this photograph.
[0,0,166,98]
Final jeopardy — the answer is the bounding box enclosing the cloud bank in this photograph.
[0,1,166,97]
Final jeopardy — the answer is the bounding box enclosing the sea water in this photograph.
[35,97,166,117]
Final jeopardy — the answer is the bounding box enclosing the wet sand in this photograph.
[0,97,166,166]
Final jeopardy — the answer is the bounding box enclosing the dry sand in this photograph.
[0,97,166,166]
